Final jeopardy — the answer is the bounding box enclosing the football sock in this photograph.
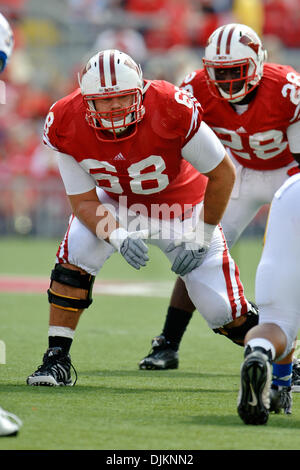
[246,338,276,360]
[162,306,193,351]
[48,326,75,354]
[272,363,292,387]
[48,336,73,355]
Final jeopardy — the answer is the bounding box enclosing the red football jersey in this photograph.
[43,80,207,218]
[180,63,300,171]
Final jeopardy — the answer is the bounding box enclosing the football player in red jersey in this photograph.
[0,12,22,438]
[139,23,300,407]
[26,48,259,386]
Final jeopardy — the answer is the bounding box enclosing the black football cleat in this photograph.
[270,384,292,414]
[27,347,77,386]
[291,358,300,392]
[237,346,272,425]
[139,335,179,370]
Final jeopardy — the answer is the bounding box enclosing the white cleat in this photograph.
[0,407,22,437]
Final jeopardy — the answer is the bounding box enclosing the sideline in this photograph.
[0,275,173,298]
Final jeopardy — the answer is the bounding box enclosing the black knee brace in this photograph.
[47,263,95,311]
[213,310,259,346]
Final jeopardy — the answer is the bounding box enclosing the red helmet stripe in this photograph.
[110,51,117,86]
[225,25,235,54]
[216,26,225,55]
[98,52,106,87]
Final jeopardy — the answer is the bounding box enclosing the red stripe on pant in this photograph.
[56,214,75,264]
[220,226,248,319]
[221,231,237,319]
[233,261,249,316]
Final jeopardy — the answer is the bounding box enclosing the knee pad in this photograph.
[213,309,259,346]
[48,263,95,311]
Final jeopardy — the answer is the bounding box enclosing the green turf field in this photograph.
[0,236,299,450]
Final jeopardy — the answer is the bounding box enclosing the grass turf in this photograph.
[0,236,299,450]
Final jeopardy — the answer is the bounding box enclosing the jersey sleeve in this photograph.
[179,70,198,97]
[181,121,226,173]
[150,80,203,145]
[172,83,204,145]
[287,120,300,153]
[57,152,96,195]
[263,64,300,127]
[280,66,300,125]
[42,100,63,151]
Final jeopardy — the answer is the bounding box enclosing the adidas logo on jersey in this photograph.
[236,126,247,133]
[113,153,126,161]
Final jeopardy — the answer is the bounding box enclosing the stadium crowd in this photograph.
[0,0,299,236]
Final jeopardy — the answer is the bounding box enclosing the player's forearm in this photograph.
[203,179,234,225]
[202,155,236,225]
[70,199,120,241]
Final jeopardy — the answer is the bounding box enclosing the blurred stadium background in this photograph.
[0,0,299,239]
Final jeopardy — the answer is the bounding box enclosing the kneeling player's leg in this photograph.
[238,176,300,423]
[27,215,114,386]
[139,277,196,370]
[161,278,196,350]
[238,315,296,424]
[184,225,257,338]
[139,223,255,370]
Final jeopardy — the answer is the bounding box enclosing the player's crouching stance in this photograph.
[238,174,300,424]
[27,49,257,387]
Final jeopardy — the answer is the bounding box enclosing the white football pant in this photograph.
[255,173,300,359]
[221,152,298,248]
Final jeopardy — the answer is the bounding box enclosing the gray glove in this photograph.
[109,228,149,270]
[166,224,215,276]
[166,240,208,276]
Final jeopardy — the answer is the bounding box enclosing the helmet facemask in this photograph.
[84,88,144,140]
[203,57,258,102]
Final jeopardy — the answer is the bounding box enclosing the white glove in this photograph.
[166,223,216,276]
[109,228,149,270]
